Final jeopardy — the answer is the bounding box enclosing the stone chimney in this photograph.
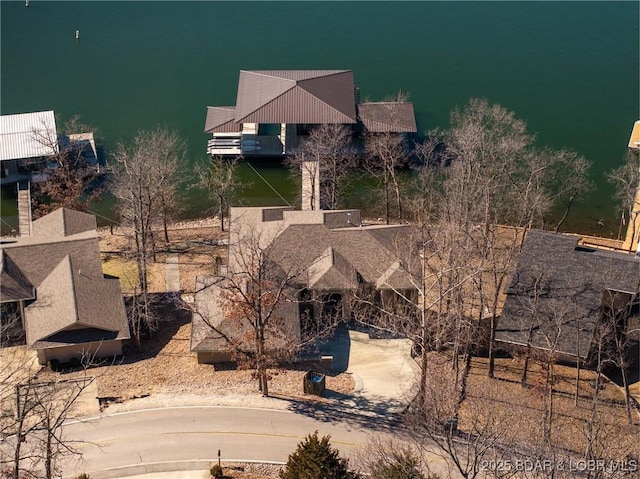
[301,159,320,211]
[17,182,32,237]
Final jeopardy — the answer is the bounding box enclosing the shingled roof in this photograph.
[192,207,416,358]
[496,230,640,360]
[190,275,300,354]
[0,208,129,349]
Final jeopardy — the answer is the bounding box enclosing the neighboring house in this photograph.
[204,70,417,157]
[0,208,130,365]
[495,230,640,365]
[0,111,58,185]
[191,206,415,364]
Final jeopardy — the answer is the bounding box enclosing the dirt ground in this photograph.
[99,218,226,295]
[38,310,354,409]
[424,351,639,462]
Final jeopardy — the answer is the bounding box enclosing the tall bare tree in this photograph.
[363,132,408,224]
[111,127,186,348]
[607,150,640,250]
[413,99,591,378]
[196,155,244,232]
[286,124,356,210]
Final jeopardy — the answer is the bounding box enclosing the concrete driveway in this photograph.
[319,327,419,415]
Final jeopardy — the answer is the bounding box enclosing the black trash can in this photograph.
[303,371,326,396]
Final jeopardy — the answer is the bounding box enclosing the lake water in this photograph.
[1,1,638,235]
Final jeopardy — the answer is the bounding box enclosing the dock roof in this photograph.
[234,70,357,125]
[0,111,58,162]
[204,106,241,134]
[358,102,417,133]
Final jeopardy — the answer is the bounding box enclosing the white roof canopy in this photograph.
[0,111,58,162]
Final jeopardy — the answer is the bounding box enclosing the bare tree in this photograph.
[111,127,185,348]
[549,150,593,232]
[413,99,593,379]
[194,223,301,397]
[196,155,244,232]
[286,124,356,210]
[607,150,640,250]
[0,350,98,479]
[363,132,409,224]
[30,115,104,218]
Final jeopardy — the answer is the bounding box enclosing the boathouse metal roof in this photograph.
[234,70,357,125]
[358,102,418,133]
[204,106,241,134]
[0,111,58,162]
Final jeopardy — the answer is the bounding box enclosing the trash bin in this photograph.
[303,371,326,396]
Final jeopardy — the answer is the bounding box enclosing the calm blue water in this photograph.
[1,1,638,235]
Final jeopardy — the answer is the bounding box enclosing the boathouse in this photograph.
[204,70,417,157]
[0,111,58,185]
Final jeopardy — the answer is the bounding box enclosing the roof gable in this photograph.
[235,71,296,122]
[31,208,97,238]
[25,255,78,343]
[0,251,35,302]
[204,106,240,133]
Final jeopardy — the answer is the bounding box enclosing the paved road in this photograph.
[57,330,438,478]
[62,406,380,478]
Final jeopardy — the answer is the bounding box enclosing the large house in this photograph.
[0,208,130,365]
[191,206,415,364]
[204,70,417,157]
[495,230,640,365]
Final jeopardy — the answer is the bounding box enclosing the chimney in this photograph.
[17,182,32,237]
[301,158,320,211]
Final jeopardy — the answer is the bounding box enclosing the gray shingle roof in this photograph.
[267,223,414,290]
[191,275,300,353]
[358,102,418,133]
[496,230,640,359]
[0,251,35,302]
[0,208,129,349]
[31,208,97,238]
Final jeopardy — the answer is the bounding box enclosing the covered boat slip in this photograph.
[204,70,417,158]
[206,133,285,157]
[206,127,299,157]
